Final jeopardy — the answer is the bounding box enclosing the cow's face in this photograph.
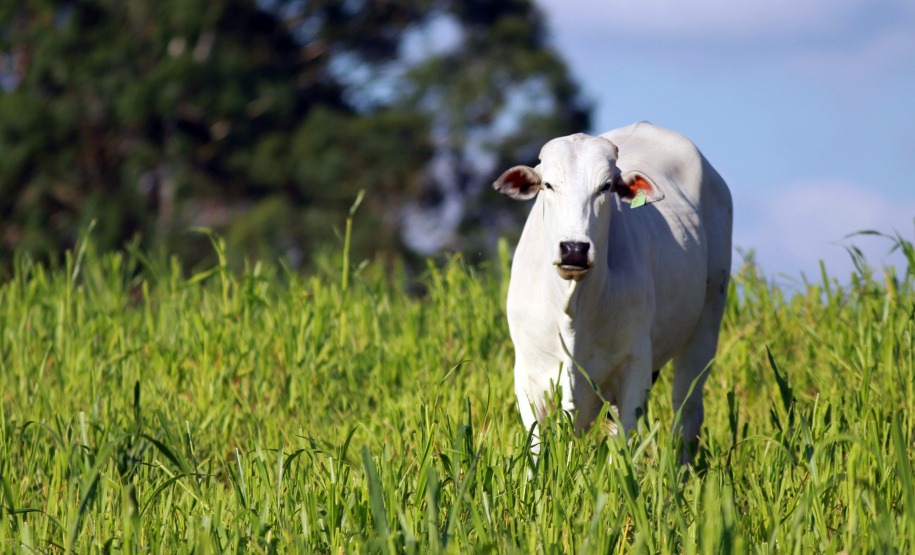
[494,133,660,281]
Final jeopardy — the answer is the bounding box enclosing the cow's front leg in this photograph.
[607,344,654,435]
[515,382,540,452]
[519,358,603,436]
[565,363,605,433]
[514,354,545,453]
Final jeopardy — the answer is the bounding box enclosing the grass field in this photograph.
[2,231,915,553]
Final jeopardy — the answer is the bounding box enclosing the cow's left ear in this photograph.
[613,171,665,204]
[493,165,542,201]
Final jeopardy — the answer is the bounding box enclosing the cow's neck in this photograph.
[548,261,612,320]
[545,261,613,365]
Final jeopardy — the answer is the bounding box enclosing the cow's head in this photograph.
[494,133,663,281]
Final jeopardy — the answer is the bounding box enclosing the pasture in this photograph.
[1,234,914,552]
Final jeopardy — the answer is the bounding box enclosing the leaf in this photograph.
[362,446,391,549]
[630,190,647,209]
[766,345,795,423]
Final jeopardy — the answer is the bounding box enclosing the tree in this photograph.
[399,0,590,254]
[0,0,589,268]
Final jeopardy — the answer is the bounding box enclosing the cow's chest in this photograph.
[555,312,636,372]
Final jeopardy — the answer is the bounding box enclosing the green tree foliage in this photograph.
[0,0,589,267]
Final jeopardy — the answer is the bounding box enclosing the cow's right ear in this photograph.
[493,165,542,200]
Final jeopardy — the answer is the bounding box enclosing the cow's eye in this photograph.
[543,182,554,191]
[597,181,613,193]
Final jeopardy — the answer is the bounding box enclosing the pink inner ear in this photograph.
[495,166,540,198]
[505,169,532,191]
[628,175,653,196]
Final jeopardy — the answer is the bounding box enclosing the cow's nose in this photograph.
[559,241,590,268]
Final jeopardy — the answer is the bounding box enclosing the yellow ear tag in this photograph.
[630,190,647,209]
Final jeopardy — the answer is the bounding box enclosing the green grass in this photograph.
[2,232,915,553]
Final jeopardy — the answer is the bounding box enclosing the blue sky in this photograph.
[537,0,915,281]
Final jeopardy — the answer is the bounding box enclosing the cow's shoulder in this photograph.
[602,123,707,204]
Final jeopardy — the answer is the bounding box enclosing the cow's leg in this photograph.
[671,339,712,464]
[517,358,604,444]
[514,354,545,455]
[515,352,570,455]
[549,360,603,433]
[607,345,654,435]
[672,293,726,463]
[515,382,540,453]
[568,369,604,433]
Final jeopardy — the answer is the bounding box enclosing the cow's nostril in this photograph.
[559,241,590,268]
[559,241,589,257]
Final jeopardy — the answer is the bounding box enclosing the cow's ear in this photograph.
[493,165,542,200]
[613,171,665,204]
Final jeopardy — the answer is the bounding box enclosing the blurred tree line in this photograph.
[0,0,590,269]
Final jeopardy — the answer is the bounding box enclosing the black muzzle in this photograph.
[559,241,590,269]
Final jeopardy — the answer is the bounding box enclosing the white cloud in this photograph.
[734,180,915,280]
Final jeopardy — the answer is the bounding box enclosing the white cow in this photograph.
[494,122,732,462]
